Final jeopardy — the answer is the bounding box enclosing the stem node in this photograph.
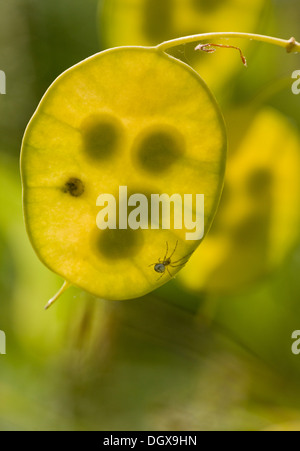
[287,37,297,53]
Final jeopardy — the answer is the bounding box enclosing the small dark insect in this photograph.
[149,240,193,280]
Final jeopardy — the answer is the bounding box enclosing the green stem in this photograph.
[156,32,300,54]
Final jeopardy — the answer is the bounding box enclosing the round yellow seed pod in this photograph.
[21,47,226,301]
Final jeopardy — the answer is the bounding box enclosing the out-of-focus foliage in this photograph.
[98,0,268,47]
[98,0,269,95]
[0,0,300,432]
[0,0,99,158]
[179,107,300,293]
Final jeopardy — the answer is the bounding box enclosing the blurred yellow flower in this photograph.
[178,107,300,293]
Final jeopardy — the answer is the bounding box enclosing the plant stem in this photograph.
[156,32,300,54]
[44,280,71,310]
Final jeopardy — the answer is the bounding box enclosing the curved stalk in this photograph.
[44,280,71,310]
[156,32,300,54]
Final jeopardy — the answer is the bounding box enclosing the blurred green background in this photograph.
[1,0,300,431]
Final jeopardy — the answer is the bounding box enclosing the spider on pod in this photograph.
[149,241,193,280]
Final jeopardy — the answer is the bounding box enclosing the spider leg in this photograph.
[166,267,173,278]
[149,257,163,268]
[157,272,166,281]
[163,242,169,261]
[168,240,178,259]
[171,251,194,265]
[170,260,189,268]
